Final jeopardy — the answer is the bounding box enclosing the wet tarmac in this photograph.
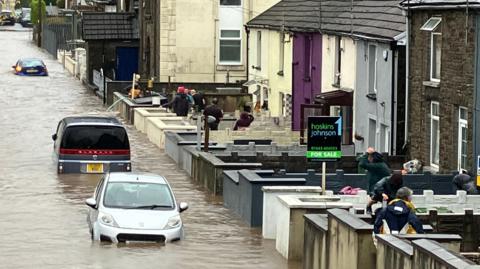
[0,28,300,268]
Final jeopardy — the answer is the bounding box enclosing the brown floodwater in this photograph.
[0,28,300,268]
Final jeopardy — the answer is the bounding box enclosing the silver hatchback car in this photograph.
[85,173,188,243]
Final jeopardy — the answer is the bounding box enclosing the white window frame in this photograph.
[430,101,440,169]
[421,17,442,82]
[219,29,242,65]
[420,17,441,31]
[430,32,442,82]
[458,107,468,170]
[368,44,378,93]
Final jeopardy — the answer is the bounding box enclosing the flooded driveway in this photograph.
[0,30,299,268]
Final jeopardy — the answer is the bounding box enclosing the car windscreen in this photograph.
[103,182,174,209]
[22,60,44,67]
[61,125,129,149]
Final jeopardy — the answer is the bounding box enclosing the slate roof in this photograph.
[247,0,405,40]
[82,12,139,40]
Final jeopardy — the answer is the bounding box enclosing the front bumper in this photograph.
[95,222,183,243]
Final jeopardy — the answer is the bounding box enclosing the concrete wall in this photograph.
[133,107,178,133]
[209,128,300,144]
[412,239,477,269]
[327,208,376,269]
[247,29,293,118]
[145,117,196,149]
[262,186,323,239]
[275,196,351,260]
[304,214,329,269]
[354,41,394,154]
[376,235,413,269]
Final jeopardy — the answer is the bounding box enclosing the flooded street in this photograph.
[0,30,298,268]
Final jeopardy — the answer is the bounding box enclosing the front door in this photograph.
[115,47,139,81]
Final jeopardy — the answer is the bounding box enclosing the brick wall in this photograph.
[408,10,475,173]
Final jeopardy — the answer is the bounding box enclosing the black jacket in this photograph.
[374,200,424,234]
[371,176,402,202]
[172,94,190,116]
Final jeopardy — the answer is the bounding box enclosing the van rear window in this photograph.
[61,126,129,149]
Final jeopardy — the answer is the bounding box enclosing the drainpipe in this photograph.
[245,26,250,86]
[391,42,396,155]
[474,16,480,180]
[403,5,410,153]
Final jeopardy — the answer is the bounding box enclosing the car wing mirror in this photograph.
[179,202,188,213]
[85,198,97,209]
[52,134,57,141]
[11,65,16,69]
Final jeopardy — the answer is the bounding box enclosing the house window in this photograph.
[430,102,440,167]
[256,31,261,70]
[368,118,376,148]
[334,36,341,86]
[220,0,241,5]
[368,44,377,94]
[219,29,241,64]
[421,17,442,82]
[458,107,468,170]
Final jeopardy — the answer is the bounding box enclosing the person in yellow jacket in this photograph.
[373,187,424,235]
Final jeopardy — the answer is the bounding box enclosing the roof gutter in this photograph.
[246,24,395,43]
[401,3,480,10]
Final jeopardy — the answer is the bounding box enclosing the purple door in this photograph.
[292,33,322,131]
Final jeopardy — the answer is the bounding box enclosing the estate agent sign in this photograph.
[307,116,342,161]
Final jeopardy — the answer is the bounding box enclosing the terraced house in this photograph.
[245,0,406,155]
[400,0,480,173]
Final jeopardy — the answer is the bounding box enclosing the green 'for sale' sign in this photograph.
[307,116,342,161]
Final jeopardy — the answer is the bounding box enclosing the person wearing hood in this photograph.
[366,171,404,214]
[233,112,254,130]
[164,86,190,116]
[452,171,478,194]
[358,147,391,192]
[373,187,424,234]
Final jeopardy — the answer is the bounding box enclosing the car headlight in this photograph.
[165,215,182,229]
[99,213,119,227]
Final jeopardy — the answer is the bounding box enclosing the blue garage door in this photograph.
[115,47,139,81]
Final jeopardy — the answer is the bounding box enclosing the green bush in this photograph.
[30,0,46,25]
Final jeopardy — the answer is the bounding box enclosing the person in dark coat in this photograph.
[358,147,391,192]
[233,112,254,130]
[374,187,424,234]
[191,89,206,112]
[203,98,223,130]
[366,171,404,214]
[164,86,190,116]
[453,172,478,194]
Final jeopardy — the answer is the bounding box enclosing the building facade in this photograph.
[138,0,279,84]
[402,1,477,173]
[246,28,293,119]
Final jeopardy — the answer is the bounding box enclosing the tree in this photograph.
[18,0,31,8]
[30,0,46,25]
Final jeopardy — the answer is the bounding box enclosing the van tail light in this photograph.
[60,148,130,155]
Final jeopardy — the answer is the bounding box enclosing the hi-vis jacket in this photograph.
[373,199,424,234]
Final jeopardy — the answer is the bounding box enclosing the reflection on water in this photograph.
[0,31,300,268]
